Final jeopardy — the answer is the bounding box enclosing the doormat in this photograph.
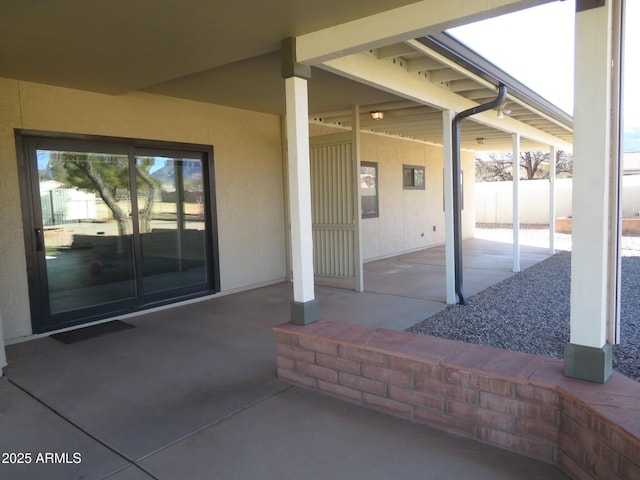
[51,320,135,344]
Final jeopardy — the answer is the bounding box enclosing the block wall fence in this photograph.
[274,320,640,480]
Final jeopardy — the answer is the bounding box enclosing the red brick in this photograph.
[480,392,557,425]
[276,355,295,370]
[363,393,413,418]
[338,372,387,396]
[620,456,640,480]
[478,426,555,462]
[297,361,338,383]
[589,415,617,447]
[362,364,413,387]
[562,414,590,445]
[479,376,513,396]
[275,331,297,345]
[317,379,362,403]
[446,400,513,432]
[558,451,593,480]
[586,456,623,480]
[388,357,442,379]
[277,367,316,389]
[316,352,361,374]
[515,417,559,444]
[584,438,619,474]
[415,407,476,437]
[416,377,477,404]
[388,385,444,410]
[611,429,640,465]
[516,384,560,407]
[561,396,591,426]
[445,368,479,388]
[276,343,315,363]
[559,431,586,467]
[339,345,386,366]
[298,336,338,355]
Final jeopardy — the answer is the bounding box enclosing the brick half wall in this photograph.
[274,320,640,480]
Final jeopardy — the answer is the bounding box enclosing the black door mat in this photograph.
[51,320,135,344]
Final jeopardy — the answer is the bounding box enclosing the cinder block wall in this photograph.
[274,320,640,480]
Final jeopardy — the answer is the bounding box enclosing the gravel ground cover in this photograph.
[406,228,640,381]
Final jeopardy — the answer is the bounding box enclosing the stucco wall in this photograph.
[0,78,286,341]
[360,132,475,261]
[476,176,640,224]
[309,123,476,262]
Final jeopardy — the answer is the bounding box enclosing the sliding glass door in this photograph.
[38,150,137,315]
[135,154,209,298]
[18,133,219,333]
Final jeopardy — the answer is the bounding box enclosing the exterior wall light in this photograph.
[497,106,512,118]
[370,111,384,120]
[476,137,486,144]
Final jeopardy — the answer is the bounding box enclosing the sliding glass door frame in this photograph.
[16,130,220,334]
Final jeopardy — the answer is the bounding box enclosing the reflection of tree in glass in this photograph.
[51,152,130,236]
[136,157,162,233]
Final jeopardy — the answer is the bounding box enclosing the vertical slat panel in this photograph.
[310,140,357,284]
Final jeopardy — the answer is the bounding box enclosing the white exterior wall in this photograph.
[0,79,286,342]
[360,134,475,261]
[476,178,571,224]
[476,176,640,224]
[310,123,475,262]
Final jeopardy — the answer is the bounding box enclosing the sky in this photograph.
[449,0,640,137]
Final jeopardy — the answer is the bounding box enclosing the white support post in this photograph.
[565,0,621,383]
[0,311,6,375]
[442,109,456,304]
[512,133,521,273]
[351,104,364,293]
[285,76,318,325]
[549,145,557,254]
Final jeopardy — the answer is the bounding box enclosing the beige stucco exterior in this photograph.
[1,78,476,344]
[309,123,476,262]
[359,132,475,261]
[0,78,287,342]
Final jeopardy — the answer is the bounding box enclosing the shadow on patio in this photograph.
[0,239,568,480]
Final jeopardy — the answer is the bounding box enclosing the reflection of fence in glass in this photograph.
[40,188,97,226]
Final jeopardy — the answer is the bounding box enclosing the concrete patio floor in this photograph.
[0,238,568,480]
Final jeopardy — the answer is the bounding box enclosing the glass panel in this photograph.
[360,162,378,218]
[137,156,207,294]
[38,150,136,314]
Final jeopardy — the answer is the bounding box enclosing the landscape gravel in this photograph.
[406,228,640,382]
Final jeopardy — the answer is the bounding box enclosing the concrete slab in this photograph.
[362,238,553,304]
[317,286,446,330]
[6,298,290,461]
[102,465,156,480]
[0,378,128,480]
[2,238,569,479]
[140,387,568,480]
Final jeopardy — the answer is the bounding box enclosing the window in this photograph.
[403,165,425,189]
[360,161,379,218]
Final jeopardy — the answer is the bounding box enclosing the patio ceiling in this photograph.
[311,35,573,152]
[0,0,570,153]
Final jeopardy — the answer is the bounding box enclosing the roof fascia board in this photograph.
[320,52,573,150]
[295,0,556,65]
[419,32,574,128]
[406,38,573,133]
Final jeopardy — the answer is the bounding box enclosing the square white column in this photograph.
[442,109,456,304]
[565,0,622,383]
[285,76,318,325]
[512,133,521,273]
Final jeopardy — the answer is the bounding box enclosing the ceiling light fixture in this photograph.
[370,111,384,120]
[497,105,512,119]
